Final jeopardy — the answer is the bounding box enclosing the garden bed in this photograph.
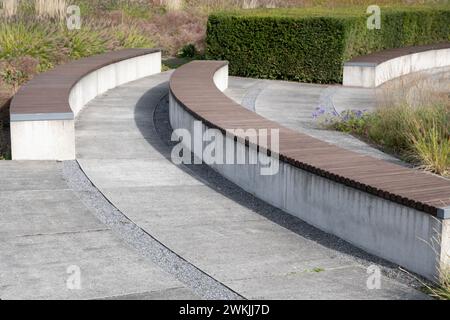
[315,79,450,177]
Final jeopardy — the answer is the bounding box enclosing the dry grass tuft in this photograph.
[325,71,450,177]
[35,0,67,20]
[1,0,18,17]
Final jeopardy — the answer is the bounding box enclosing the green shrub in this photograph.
[111,24,154,49]
[0,22,57,70]
[206,5,450,83]
[178,43,198,58]
[0,56,39,90]
[62,27,108,59]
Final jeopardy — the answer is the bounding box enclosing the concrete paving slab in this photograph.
[0,160,198,300]
[0,230,191,300]
[76,136,167,160]
[228,265,427,300]
[79,159,203,188]
[134,220,358,281]
[99,185,266,228]
[75,119,156,139]
[0,189,106,238]
[0,161,68,191]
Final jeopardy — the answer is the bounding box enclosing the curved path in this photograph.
[75,71,428,299]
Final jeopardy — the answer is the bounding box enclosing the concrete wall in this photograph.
[169,64,449,281]
[343,48,450,88]
[11,51,161,160]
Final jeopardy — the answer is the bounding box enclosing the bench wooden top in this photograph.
[170,60,450,217]
[345,42,450,66]
[10,49,160,118]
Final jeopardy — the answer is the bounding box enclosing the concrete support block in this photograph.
[11,119,75,160]
[342,64,376,87]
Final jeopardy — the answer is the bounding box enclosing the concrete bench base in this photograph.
[343,45,450,88]
[169,63,450,281]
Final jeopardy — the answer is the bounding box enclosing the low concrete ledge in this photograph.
[343,43,450,87]
[10,49,161,160]
[169,61,450,281]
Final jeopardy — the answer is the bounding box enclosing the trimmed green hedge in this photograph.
[206,6,450,83]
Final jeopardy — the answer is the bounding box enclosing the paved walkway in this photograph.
[74,71,428,299]
[0,161,198,299]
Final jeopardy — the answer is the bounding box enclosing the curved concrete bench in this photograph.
[10,49,161,160]
[343,42,450,87]
[169,60,450,281]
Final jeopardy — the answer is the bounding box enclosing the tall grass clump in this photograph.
[320,84,450,177]
[62,27,108,59]
[110,23,155,48]
[405,105,450,176]
[164,0,183,11]
[35,0,66,20]
[430,269,450,300]
[0,21,58,70]
[367,103,450,176]
[1,0,18,18]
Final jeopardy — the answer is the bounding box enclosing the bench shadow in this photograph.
[133,81,422,284]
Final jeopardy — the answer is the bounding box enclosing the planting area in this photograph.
[316,71,450,178]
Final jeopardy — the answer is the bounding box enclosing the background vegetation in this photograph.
[206,5,450,83]
[0,0,448,160]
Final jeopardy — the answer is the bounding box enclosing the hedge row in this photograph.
[205,6,450,84]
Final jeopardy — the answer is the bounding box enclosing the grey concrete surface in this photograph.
[0,160,198,300]
[76,72,429,300]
